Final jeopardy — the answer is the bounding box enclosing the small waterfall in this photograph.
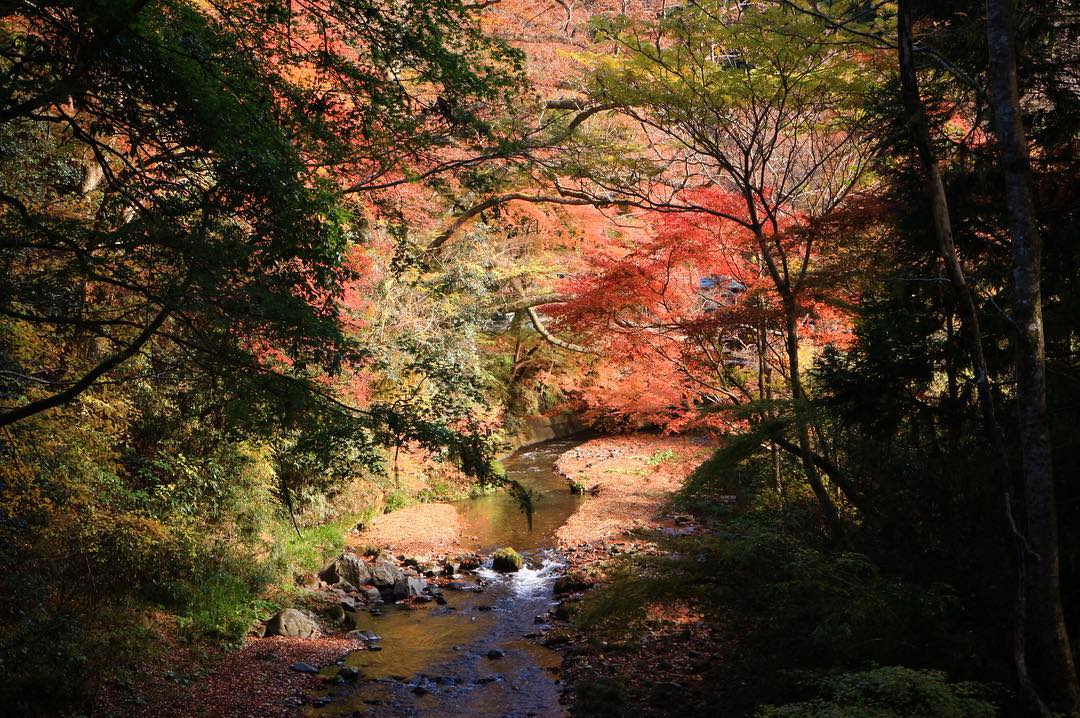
[476,552,565,599]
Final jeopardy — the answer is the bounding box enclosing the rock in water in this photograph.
[370,559,402,588]
[392,574,427,599]
[319,553,373,587]
[457,553,484,571]
[265,609,320,639]
[491,547,524,573]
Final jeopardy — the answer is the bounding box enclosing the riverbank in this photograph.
[347,503,465,556]
[94,434,712,718]
[541,435,729,717]
[553,435,711,546]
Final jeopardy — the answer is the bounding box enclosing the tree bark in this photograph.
[896,0,1010,474]
[783,298,843,539]
[985,0,1080,711]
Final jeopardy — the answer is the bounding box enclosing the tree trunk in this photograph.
[897,0,1010,473]
[783,298,843,539]
[985,0,1080,711]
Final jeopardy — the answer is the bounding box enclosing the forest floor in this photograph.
[93,615,362,718]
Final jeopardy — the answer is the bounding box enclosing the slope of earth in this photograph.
[554,435,712,547]
[544,434,736,718]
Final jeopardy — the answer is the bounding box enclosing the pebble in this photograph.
[486,649,506,659]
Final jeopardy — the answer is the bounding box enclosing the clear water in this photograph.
[305,437,584,717]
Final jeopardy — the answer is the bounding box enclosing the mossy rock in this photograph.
[492,547,525,572]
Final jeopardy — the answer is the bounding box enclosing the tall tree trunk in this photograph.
[759,323,783,496]
[897,0,1010,472]
[985,0,1080,711]
[783,298,843,539]
[897,5,1061,712]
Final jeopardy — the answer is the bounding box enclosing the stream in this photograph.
[305,436,585,718]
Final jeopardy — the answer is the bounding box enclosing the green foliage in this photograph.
[645,448,677,466]
[758,667,998,718]
[574,500,975,712]
[383,489,416,514]
[270,521,350,577]
[176,574,277,643]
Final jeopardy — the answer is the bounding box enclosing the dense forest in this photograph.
[1,1,1079,716]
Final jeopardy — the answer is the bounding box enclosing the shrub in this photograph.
[382,489,414,514]
[646,448,677,466]
[177,573,276,643]
[757,667,998,718]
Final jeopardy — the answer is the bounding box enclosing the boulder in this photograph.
[319,553,372,587]
[370,559,402,588]
[456,553,484,571]
[361,586,382,602]
[290,661,320,674]
[265,609,319,639]
[492,547,524,573]
[391,575,427,600]
[318,603,346,624]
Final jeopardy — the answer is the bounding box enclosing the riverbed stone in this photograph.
[391,574,427,599]
[318,603,346,624]
[319,553,373,587]
[370,559,402,588]
[492,547,525,572]
[265,609,319,639]
[290,661,320,674]
[457,553,484,571]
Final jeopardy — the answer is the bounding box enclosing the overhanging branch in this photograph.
[523,307,595,355]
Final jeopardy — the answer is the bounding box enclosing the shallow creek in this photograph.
[305,437,586,717]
